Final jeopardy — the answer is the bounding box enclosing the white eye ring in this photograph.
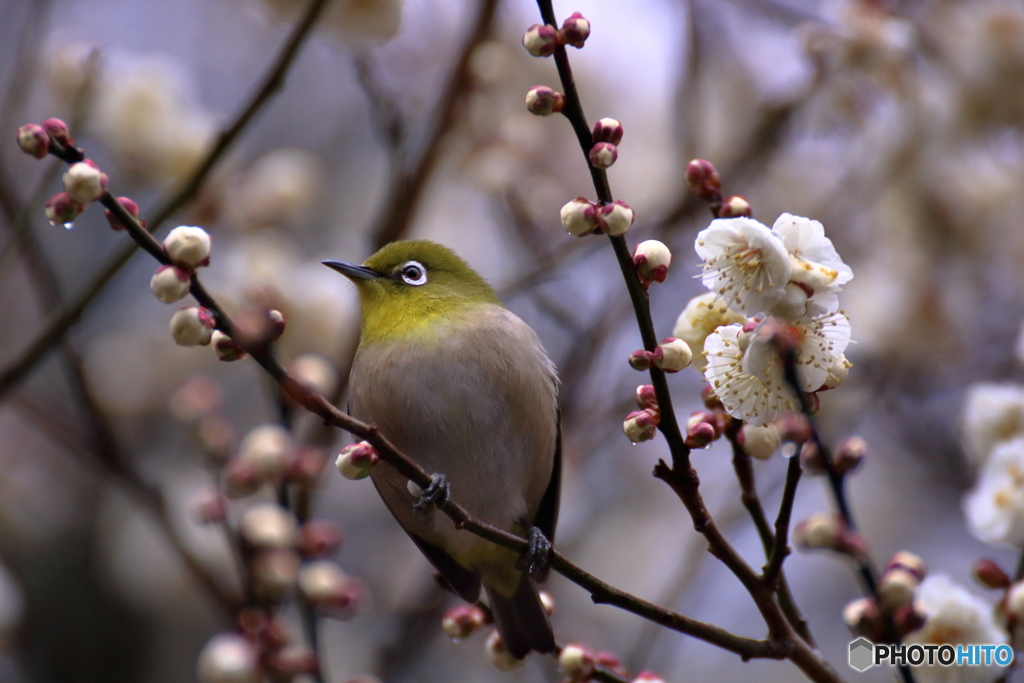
[399,261,427,286]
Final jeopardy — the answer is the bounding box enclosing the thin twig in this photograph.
[764,456,801,586]
[0,0,330,401]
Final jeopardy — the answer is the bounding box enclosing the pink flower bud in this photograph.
[559,12,591,48]
[798,441,824,473]
[685,159,721,201]
[892,603,926,637]
[592,117,623,145]
[794,512,846,551]
[774,413,812,445]
[268,309,286,340]
[596,200,634,236]
[485,630,523,671]
[297,559,349,606]
[298,519,343,559]
[718,195,751,218]
[886,551,926,580]
[164,225,211,267]
[63,159,107,204]
[150,265,192,303]
[104,196,144,231]
[623,409,659,443]
[558,643,595,680]
[17,124,49,158]
[196,633,260,683]
[633,240,671,287]
[701,384,724,410]
[805,391,821,415]
[170,306,216,346]
[251,548,301,602]
[595,652,628,677]
[633,672,667,683]
[525,86,565,116]
[560,197,598,236]
[222,457,261,498]
[522,24,558,57]
[653,337,692,372]
[336,441,379,480]
[44,191,83,227]
[877,568,919,613]
[835,436,865,475]
[972,558,1010,590]
[635,384,658,411]
[212,330,246,361]
[239,503,298,549]
[685,420,716,448]
[539,590,555,616]
[442,605,487,640]
[842,598,882,639]
[41,118,74,147]
[588,141,618,169]
[287,445,329,487]
[265,645,318,679]
[628,349,654,371]
[192,490,227,524]
[237,424,292,483]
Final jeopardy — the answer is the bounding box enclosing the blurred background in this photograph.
[1,0,1023,681]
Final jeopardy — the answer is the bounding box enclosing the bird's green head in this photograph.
[324,240,503,345]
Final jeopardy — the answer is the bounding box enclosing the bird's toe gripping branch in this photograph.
[517,527,552,577]
[413,473,450,515]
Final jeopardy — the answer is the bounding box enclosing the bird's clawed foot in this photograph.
[413,473,450,515]
[516,527,552,577]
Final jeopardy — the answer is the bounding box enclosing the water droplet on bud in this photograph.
[63,222,74,230]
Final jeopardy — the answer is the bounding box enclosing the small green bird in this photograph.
[324,240,560,659]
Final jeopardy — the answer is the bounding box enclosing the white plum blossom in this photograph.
[673,292,747,370]
[742,308,853,394]
[904,575,1008,683]
[961,383,1024,469]
[963,437,1024,545]
[771,213,853,295]
[695,217,792,316]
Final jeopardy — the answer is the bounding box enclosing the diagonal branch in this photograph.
[0,0,331,402]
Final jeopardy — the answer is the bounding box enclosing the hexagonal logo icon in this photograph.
[849,638,874,672]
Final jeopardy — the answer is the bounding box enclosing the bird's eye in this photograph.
[399,261,427,286]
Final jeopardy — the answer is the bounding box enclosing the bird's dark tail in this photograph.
[485,575,555,660]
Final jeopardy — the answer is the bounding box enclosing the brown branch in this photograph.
[764,456,801,586]
[0,0,330,402]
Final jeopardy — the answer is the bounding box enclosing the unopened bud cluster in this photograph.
[521,12,590,57]
[844,552,927,641]
[624,386,662,443]
[560,198,634,237]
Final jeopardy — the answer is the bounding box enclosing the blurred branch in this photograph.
[0,0,331,402]
[764,456,801,587]
[365,0,499,250]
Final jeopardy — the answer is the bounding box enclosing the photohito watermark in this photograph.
[848,638,1014,672]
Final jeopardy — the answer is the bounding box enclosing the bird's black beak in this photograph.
[322,260,381,281]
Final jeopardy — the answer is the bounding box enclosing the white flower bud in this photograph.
[297,559,348,605]
[525,86,564,116]
[62,160,106,204]
[558,644,595,680]
[485,630,523,671]
[289,354,337,397]
[633,240,671,285]
[238,503,298,549]
[212,330,246,362]
[623,409,658,443]
[336,442,379,480]
[878,568,919,613]
[592,117,623,145]
[150,265,191,303]
[17,124,49,158]
[794,512,845,550]
[588,142,618,169]
[559,12,590,48]
[442,605,487,640]
[237,424,292,483]
[44,192,83,227]
[653,338,692,373]
[739,423,781,460]
[196,633,260,683]
[170,306,215,346]
[719,195,752,218]
[250,549,300,602]
[597,200,634,236]
[560,197,598,237]
[522,24,558,57]
[164,225,211,267]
